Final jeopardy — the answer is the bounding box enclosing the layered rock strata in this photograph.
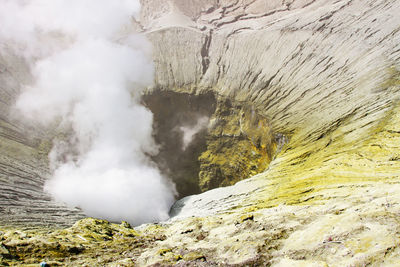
[0,48,84,229]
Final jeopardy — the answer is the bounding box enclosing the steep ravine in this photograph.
[1,0,400,266]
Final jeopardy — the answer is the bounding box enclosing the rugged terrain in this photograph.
[1,0,400,266]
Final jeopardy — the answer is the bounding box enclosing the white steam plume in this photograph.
[2,0,176,225]
[180,116,209,150]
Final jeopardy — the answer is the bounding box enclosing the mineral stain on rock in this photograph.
[198,98,276,191]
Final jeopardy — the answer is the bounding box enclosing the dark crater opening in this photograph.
[142,91,216,198]
[142,90,277,199]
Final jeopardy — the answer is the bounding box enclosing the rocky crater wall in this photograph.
[143,0,400,217]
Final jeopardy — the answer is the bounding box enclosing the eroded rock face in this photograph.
[143,0,400,216]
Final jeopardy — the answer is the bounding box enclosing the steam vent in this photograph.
[1,0,400,266]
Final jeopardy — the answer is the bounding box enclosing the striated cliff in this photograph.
[0,47,85,228]
[1,0,400,266]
